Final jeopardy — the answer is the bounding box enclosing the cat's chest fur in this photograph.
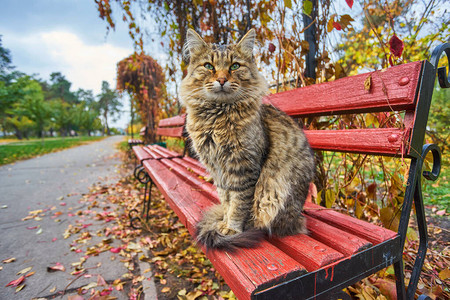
[186,101,267,188]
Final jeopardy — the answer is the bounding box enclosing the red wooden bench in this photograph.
[131,43,448,299]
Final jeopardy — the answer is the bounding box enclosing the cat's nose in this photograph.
[217,77,228,86]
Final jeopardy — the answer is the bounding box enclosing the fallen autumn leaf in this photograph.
[2,257,16,263]
[17,267,32,275]
[5,275,25,287]
[47,262,66,272]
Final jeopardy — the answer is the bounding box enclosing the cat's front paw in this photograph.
[217,221,238,236]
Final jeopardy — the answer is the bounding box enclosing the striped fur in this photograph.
[180,29,315,250]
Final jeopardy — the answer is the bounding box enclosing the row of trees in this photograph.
[0,36,123,139]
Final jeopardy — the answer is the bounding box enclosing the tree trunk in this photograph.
[130,98,135,138]
[37,126,43,138]
[303,0,318,82]
[1,121,7,137]
[146,99,156,144]
[13,125,23,140]
[104,111,110,136]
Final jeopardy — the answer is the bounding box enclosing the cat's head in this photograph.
[180,29,267,105]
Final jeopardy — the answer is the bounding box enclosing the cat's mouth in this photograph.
[205,88,237,103]
[203,81,241,102]
[210,81,234,94]
[216,88,228,93]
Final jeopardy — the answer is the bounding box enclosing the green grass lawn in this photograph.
[0,136,105,166]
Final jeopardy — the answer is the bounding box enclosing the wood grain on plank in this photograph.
[133,146,153,161]
[158,114,186,127]
[304,202,397,245]
[306,216,372,256]
[305,128,409,156]
[270,234,344,272]
[156,126,184,138]
[265,61,422,117]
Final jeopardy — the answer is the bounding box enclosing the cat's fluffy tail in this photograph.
[196,204,264,252]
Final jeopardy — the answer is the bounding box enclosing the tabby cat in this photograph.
[180,29,315,250]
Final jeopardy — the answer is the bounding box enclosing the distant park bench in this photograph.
[127,127,146,162]
[130,43,448,299]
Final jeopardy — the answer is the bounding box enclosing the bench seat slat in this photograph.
[159,158,218,201]
[145,151,372,268]
[150,144,184,159]
[269,235,344,271]
[208,242,307,300]
[145,145,172,159]
[304,202,397,245]
[305,216,372,256]
[143,159,212,230]
[265,61,422,117]
[133,146,154,162]
[150,145,211,179]
[144,146,213,191]
[305,128,408,156]
[172,157,211,183]
[142,147,160,159]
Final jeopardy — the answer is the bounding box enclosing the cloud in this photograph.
[4,30,131,94]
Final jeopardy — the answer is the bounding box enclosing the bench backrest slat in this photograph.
[156,126,184,137]
[158,114,186,127]
[305,128,407,155]
[265,61,422,117]
[155,114,186,139]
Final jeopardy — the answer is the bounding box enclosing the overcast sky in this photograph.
[0,0,148,128]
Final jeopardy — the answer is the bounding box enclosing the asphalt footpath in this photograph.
[0,136,157,300]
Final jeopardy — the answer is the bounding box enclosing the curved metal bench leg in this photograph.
[134,164,143,179]
[142,181,153,222]
[129,208,142,229]
[130,166,152,229]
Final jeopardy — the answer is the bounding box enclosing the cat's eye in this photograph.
[204,63,214,70]
[230,63,240,71]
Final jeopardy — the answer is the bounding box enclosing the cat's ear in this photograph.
[183,29,208,64]
[236,29,256,57]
